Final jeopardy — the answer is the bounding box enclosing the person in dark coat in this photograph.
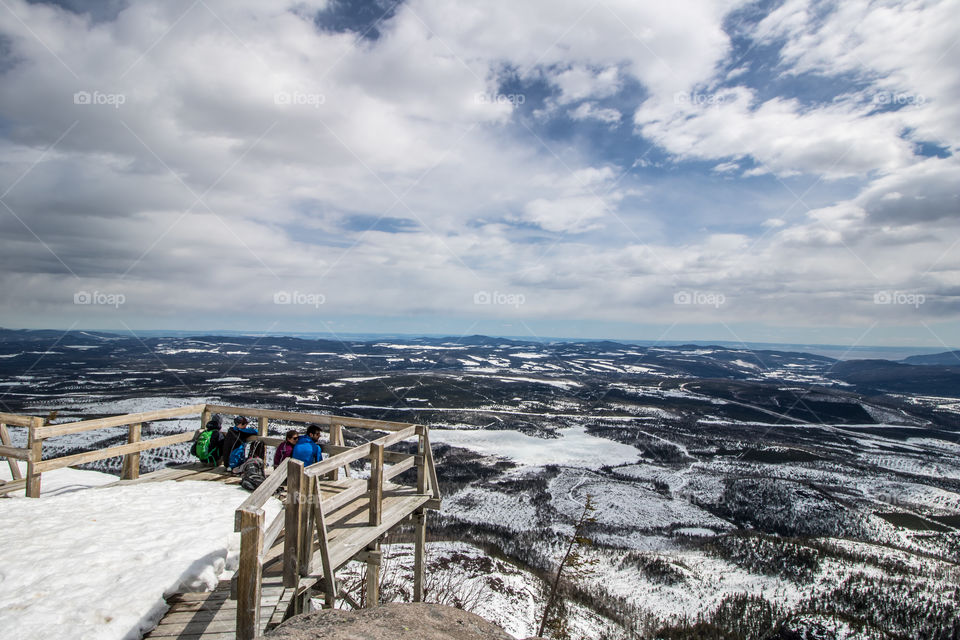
[273,429,298,467]
[291,424,324,466]
[221,416,259,470]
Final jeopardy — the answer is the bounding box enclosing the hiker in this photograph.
[191,414,223,465]
[291,424,324,466]
[237,441,267,490]
[221,416,259,470]
[273,429,298,467]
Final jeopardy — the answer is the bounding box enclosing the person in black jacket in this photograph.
[220,416,259,470]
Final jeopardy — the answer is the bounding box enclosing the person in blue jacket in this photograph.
[291,424,324,466]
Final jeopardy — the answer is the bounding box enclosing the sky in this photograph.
[0,0,958,348]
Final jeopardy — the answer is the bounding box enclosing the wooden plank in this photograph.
[266,587,296,631]
[145,617,238,636]
[312,479,337,609]
[0,412,36,427]
[121,423,142,481]
[258,416,268,438]
[234,462,288,530]
[299,474,316,575]
[204,404,412,432]
[414,509,426,602]
[1,424,24,482]
[0,444,30,462]
[325,444,412,464]
[0,478,27,495]
[35,430,199,473]
[304,426,418,479]
[425,430,441,500]
[384,455,416,483]
[34,403,206,438]
[319,478,367,514]
[327,423,342,481]
[26,417,42,498]
[261,509,285,557]
[369,443,384,526]
[321,495,431,572]
[237,508,264,640]
[365,541,380,607]
[416,433,426,494]
[283,459,304,589]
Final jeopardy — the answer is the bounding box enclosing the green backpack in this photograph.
[192,430,219,463]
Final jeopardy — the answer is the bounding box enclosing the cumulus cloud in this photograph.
[0,0,957,344]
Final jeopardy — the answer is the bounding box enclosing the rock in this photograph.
[266,603,519,640]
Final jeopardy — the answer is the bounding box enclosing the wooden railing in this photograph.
[0,403,423,498]
[234,423,440,639]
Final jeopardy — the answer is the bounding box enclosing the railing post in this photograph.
[284,459,305,591]
[368,443,383,526]
[0,423,23,481]
[121,423,142,480]
[365,541,380,607]
[258,416,268,438]
[299,475,316,575]
[25,417,43,498]
[201,406,211,429]
[413,509,427,602]
[237,507,264,640]
[327,423,342,481]
[416,426,426,495]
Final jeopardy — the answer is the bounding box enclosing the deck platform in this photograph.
[135,462,434,639]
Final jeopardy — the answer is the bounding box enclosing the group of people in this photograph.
[192,415,326,490]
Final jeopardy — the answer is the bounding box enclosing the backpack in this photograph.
[228,442,247,469]
[192,430,219,463]
[240,458,266,491]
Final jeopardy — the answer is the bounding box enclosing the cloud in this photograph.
[568,102,621,124]
[0,0,957,344]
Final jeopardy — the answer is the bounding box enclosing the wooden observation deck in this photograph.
[0,404,441,640]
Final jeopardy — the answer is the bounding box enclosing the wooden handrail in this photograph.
[234,462,289,530]
[33,404,206,438]
[33,431,199,473]
[0,412,36,427]
[204,404,413,432]
[0,444,31,461]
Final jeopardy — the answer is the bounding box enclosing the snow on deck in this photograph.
[0,472,280,640]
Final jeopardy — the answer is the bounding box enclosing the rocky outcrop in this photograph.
[265,603,545,640]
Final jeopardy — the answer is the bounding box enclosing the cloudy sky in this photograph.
[0,0,958,347]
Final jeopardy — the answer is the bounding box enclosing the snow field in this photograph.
[0,477,281,640]
[429,425,641,468]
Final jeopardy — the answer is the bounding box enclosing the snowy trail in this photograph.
[0,476,280,640]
